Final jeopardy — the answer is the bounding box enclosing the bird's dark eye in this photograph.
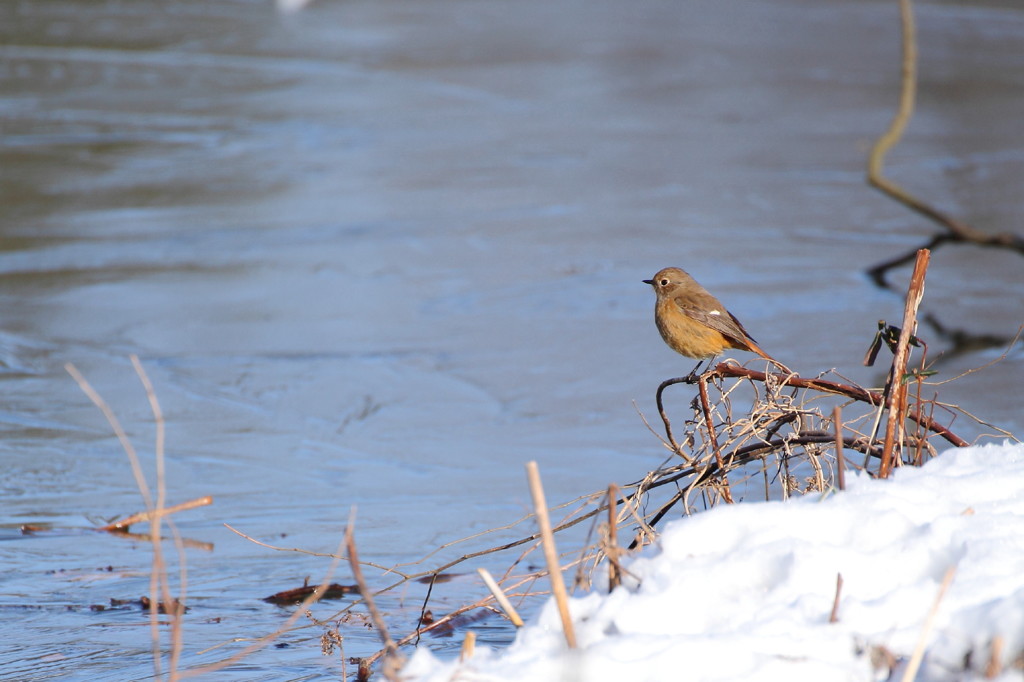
[660,278,669,286]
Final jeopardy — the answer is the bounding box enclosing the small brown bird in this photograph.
[644,266,789,376]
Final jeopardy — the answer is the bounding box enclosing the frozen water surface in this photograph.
[0,0,1021,678]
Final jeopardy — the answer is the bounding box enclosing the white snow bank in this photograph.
[403,442,1024,682]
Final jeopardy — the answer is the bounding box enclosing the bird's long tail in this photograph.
[745,340,795,377]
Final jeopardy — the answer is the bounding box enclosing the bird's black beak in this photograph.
[642,279,654,285]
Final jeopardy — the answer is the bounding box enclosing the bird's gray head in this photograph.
[643,267,696,298]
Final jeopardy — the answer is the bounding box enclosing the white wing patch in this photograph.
[709,310,721,316]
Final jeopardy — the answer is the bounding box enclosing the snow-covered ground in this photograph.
[404,442,1024,682]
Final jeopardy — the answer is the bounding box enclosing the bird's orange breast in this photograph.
[654,299,744,359]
